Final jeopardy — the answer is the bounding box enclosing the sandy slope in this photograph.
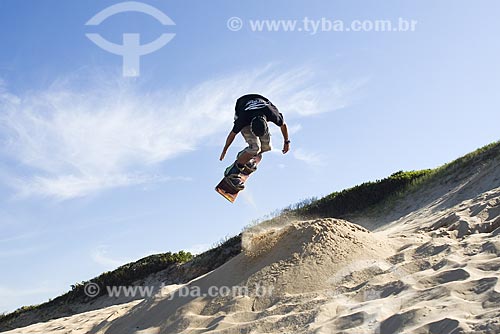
[2,155,500,334]
[2,219,394,334]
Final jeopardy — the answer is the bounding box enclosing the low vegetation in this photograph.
[278,141,500,220]
[0,251,193,325]
[288,170,431,218]
[68,251,193,301]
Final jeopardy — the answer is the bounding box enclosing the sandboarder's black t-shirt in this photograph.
[232,94,284,134]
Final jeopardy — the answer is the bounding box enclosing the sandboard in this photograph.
[215,155,262,203]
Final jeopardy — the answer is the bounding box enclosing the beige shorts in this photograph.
[240,125,272,155]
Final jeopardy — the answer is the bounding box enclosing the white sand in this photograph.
[2,160,500,333]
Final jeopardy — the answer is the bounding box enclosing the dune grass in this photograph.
[0,251,193,326]
[269,140,500,221]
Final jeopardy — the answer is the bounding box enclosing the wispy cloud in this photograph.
[0,246,41,259]
[293,148,326,167]
[0,232,37,243]
[287,123,302,134]
[0,283,60,313]
[91,245,126,268]
[0,66,365,199]
[185,243,211,255]
[0,284,56,298]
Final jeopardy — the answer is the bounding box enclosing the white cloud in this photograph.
[0,283,60,313]
[0,247,40,258]
[185,243,211,255]
[293,148,326,167]
[0,284,56,298]
[287,123,302,135]
[91,245,125,268]
[0,79,19,105]
[9,174,191,201]
[0,232,37,243]
[0,67,364,199]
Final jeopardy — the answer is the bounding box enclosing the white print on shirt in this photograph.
[244,99,270,111]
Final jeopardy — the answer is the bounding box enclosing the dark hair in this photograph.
[250,116,268,137]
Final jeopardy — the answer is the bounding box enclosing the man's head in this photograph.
[250,116,268,137]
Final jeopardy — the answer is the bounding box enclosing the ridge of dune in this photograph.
[1,219,394,334]
[2,142,500,334]
[95,219,393,334]
[8,188,499,334]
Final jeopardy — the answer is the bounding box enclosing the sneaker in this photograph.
[224,161,243,177]
[226,174,245,190]
[241,160,258,175]
[246,159,257,170]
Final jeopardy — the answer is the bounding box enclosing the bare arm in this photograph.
[220,131,237,161]
[280,123,290,154]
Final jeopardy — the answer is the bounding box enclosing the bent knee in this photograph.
[244,143,261,155]
[260,143,272,153]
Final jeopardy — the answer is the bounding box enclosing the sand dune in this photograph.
[2,148,500,334]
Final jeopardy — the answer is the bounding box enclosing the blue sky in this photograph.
[1,0,500,313]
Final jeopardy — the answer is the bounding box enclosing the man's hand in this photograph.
[282,142,290,154]
[219,150,227,161]
[280,123,290,154]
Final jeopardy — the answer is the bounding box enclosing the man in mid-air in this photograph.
[219,94,290,178]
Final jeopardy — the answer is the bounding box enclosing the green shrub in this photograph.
[292,170,431,218]
[69,251,193,300]
[0,250,193,325]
